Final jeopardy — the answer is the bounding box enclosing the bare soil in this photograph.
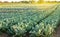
[0,33,10,37]
[53,26,60,37]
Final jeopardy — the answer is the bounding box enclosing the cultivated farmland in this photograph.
[0,3,60,37]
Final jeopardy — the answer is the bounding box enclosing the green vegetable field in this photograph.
[0,4,60,37]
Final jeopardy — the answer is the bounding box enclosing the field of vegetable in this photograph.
[0,4,60,37]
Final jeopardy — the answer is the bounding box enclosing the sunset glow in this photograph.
[0,0,60,2]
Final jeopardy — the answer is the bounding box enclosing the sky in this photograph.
[0,0,30,2]
[45,0,60,1]
[0,0,39,2]
[0,0,60,2]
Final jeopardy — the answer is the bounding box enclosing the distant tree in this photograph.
[4,1,8,3]
[26,0,33,3]
[38,0,44,3]
[32,0,35,3]
[0,1,2,3]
